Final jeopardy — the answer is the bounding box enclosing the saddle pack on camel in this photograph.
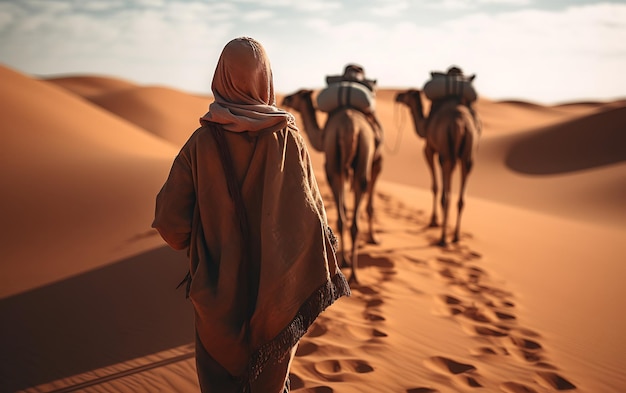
[424,66,481,134]
[318,64,384,147]
[316,81,375,113]
[423,71,478,103]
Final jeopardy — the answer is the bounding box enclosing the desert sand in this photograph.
[1,64,625,393]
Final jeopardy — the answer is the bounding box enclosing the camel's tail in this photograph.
[448,114,468,162]
[338,120,358,184]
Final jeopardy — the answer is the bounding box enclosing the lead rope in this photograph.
[383,101,407,155]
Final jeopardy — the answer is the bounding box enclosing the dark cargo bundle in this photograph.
[316,81,375,113]
[423,72,477,102]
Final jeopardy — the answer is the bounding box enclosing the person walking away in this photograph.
[152,36,351,393]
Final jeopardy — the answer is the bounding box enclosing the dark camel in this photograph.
[395,89,480,246]
[282,89,382,284]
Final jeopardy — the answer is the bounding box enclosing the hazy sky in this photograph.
[1,0,624,104]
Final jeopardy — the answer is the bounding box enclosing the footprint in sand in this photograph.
[534,361,558,370]
[535,371,576,390]
[512,327,541,338]
[288,373,305,389]
[436,256,464,268]
[434,294,463,316]
[406,256,429,266]
[469,346,509,356]
[372,328,388,337]
[352,285,386,323]
[287,373,339,392]
[421,230,577,390]
[461,305,493,323]
[473,325,509,337]
[313,358,374,381]
[510,336,542,351]
[500,381,538,393]
[346,284,389,336]
[442,244,482,260]
[363,312,386,322]
[295,341,319,357]
[424,356,476,375]
[340,323,388,342]
[424,356,483,388]
[506,335,545,363]
[304,386,333,393]
[306,322,328,338]
[492,309,516,321]
[365,298,384,308]
[437,293,514,329]
[352,285,379,296]
[439,294,462,306]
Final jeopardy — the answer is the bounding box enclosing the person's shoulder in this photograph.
[178,122,219,150]
[194,121,223,139]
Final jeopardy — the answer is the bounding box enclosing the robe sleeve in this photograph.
[152,150,196,250]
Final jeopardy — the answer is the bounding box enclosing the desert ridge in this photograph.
[0,64,625,392]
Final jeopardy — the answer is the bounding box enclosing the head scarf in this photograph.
[201,37,295,134]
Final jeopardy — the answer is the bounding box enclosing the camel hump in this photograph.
[424,72,477,102]
[317,81,375,113]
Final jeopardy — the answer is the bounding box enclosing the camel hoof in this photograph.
[437,239,448,247]
[428,221,439,228]
[348,274,359,286]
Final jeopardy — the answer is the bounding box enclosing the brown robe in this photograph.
[153,120,349,392]
[153,36,350,393]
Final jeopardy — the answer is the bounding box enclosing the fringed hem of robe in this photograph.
[246,267,350,383]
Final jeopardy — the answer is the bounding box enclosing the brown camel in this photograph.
[282,89,382,284]
[395,89,480,246]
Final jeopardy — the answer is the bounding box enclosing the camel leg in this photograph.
[326,167,348,269]
[349,172,368,285]
[365,154,382,245]
[453,159,473,243]
[349,149,372,284]
[438,156,454,247]
[424,145,438,227]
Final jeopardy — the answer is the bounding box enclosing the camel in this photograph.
[395,89,480,246]
[282,89,382,284]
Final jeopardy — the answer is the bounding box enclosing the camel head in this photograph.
[395,89,426,138]
[395,89,425,119]
[395,89,421,107]
[281,89,314,113]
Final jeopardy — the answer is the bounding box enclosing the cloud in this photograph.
[0,0,236,91]
[0,0,624,103]
[270,3,626,103]
[242,9,275,21]
[420,0,532,10]
[368,0,411,17]
[292,0,342,12]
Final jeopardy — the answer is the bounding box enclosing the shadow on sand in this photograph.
[0,246,193,392]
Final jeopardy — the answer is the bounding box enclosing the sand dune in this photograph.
[505,105,626,174]
[0,65,178,298]
[45,75,137,98]
[64,84,211,147]
[1,65,625,393]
